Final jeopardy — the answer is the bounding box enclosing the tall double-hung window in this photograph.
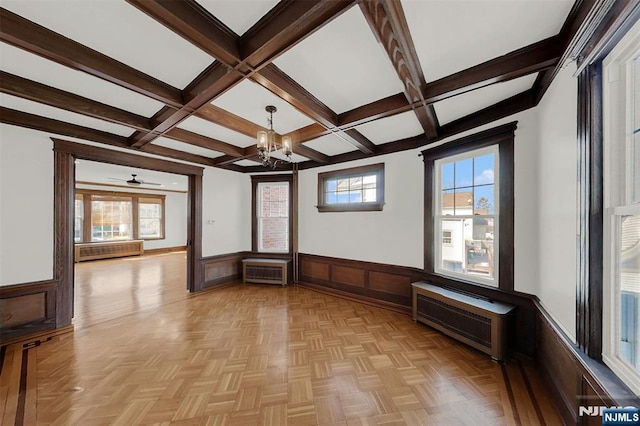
[602,20,640,395]
[434,146,498,285]
[423,124,515,291]
[251,175,292,253]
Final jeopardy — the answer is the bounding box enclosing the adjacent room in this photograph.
[1,0,639,425]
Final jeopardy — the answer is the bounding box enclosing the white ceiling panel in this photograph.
[198,0,279,35]
[177,116,256,148]
[0,93,134,137]
[0,43,164,117]
[355,111,424,145]
[303,134,358,156]
[1,0,213,89]
[403,0,574,82]
[76,160,188,190]
[212,80,315,133]
[273,7,404,114]
[151,137,225,159]
[434,74,538,125]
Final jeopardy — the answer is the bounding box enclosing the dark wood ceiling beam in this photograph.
[532,0,597,104]
[0,106,130,147]
[284,123,330,144]
[196,104,262,139]
[125,0,240,68]
[0,8,183,108]
[438,90,536,138]
[164,128,245,157]
[423,36,562,104]
[140,144,219,167]
[289,143,330,163]
[338,93,412,129]
[359,0,439,139]
[240,0,356,68]
[340,129,377,154]
[0,71,152,131]
[253,64,338,128]
[0,107,217,167]
[131,63,244,148]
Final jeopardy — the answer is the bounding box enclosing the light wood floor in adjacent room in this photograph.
[1,253,561,425]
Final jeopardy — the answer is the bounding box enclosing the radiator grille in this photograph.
[245,265,283,282]
[417,294,492,348]
[75,241,144,262]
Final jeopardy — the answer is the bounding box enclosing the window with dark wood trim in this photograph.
[74,188,166,242]
[251,174,293,254]
[423,123,515,291]
[316,163,385,212]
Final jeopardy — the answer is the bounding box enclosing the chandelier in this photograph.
[257,105,292,169]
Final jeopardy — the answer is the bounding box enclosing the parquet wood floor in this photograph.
[1,254,562,425]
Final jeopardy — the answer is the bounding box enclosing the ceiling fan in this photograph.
[107,174,162,186]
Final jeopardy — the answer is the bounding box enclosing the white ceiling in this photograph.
[75,160,188,191]
[0,0,577,168]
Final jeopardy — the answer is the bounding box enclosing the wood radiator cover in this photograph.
[75,240,144,262]
[412,282,515,361]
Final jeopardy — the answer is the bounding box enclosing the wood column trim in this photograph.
[53,149,75,327]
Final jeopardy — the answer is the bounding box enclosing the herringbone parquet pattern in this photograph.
[1,255,561,425]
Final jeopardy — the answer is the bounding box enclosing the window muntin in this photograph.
[257,181,289,253]
[317,163,384,212]
[602,22,640,395]
[434,146,499,286]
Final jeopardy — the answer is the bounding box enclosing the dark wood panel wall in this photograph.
[298,253,538,355]
[535,300,640,425]
[201,252,246,289]
[0,280,57,343]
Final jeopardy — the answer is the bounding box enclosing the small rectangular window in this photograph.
[442,230,453,245]
[317,163,384,212]
[138,197,164,239]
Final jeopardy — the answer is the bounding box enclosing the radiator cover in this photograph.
[412,281,515,361]
[75,240,144,262]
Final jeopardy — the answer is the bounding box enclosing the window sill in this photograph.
[316,203,384,213]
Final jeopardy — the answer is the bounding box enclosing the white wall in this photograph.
[0,125,54,286]
[299,149,424,268]
[530,63,578,340]
[201,166,251,256]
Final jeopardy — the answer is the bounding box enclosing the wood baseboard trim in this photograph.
[0,324,73,348]
[144,246,187,256]
[296,281,412,315]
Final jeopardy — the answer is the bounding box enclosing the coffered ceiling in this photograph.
[0,0,586,173]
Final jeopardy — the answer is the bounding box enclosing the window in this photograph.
[91,195,133,241]
[74,194,84,243]
[423,123,515,290]
[317,163,384,212]
[442,230,453,246]
[138,197,164,239]
[435,146,498,285]
[74,189,165,242]
[602,21,640,395]
[252,175,292,253]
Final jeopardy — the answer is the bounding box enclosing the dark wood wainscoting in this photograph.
[0,280,57,343]
[144,245,187,256]
[201,252,247,289]
[298,253,426,315]
[534,300,640,425]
